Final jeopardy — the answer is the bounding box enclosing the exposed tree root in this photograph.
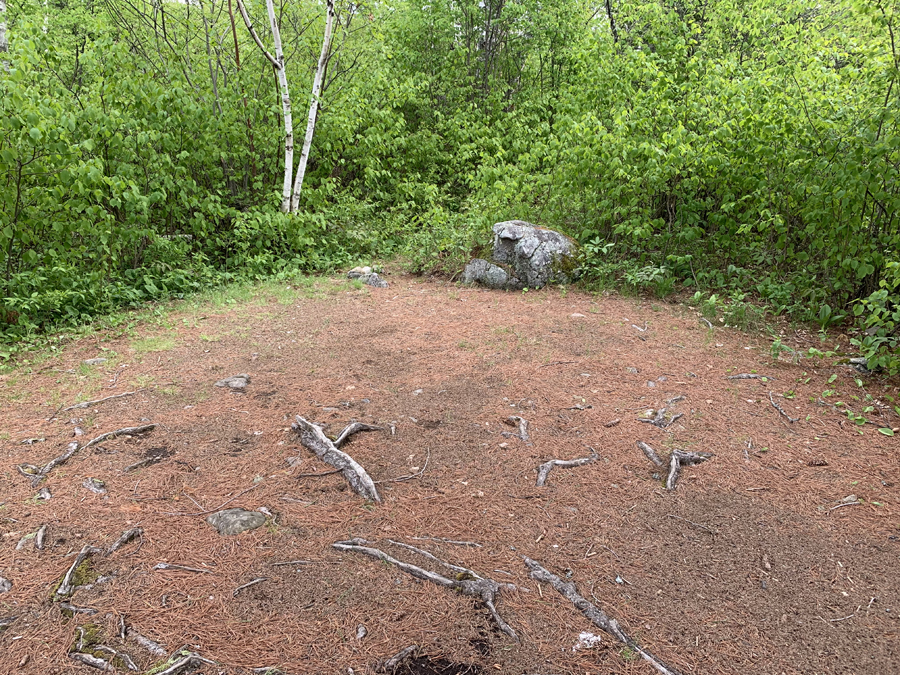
[293,416,381,502]
[505,416,531,444]
[153,563,214,574]
[637,441,665,467]
[666,450,712,491]
[333,539,518,639]
[768,391,799,423]
[523,558,683,675]
[19,425,157,486]
[69,652,113,671]
[378,645,418,673]
[56,544,101,599]
[125,628,166,657]
[333,421,383,448]
[412,536,482,548]
[727,374,774,380]
[154,651,217,675]
[107,527,143,556]
[536,448,598,487]
[60,390,144,413]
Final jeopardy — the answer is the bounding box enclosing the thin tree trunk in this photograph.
[1,0,9,71]
[290,0,334,211]
[266,0,293,212]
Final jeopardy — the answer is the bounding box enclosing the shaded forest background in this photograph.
[1,0,899,368]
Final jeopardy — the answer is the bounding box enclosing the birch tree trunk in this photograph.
[265,0,293,213]
[290,0,335,212]
[1,0,9,72]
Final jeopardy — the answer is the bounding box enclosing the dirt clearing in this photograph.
[1,275,898,674]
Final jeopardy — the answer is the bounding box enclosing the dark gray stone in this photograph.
[357,273,388,288]
[461,259,523,290]
[206,508,266,536]
[491,220,576,289]
[215,374,250,390]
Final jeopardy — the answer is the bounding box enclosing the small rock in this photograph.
[206,508,266,536]
[82,478,107,495]
[842,494,858,504]
[353,272,388,288]
[83,358,107,366]
[626,367,638,374]
[646,381,656,388]
[215,374,250,390]
[356,624,367,640]
[412,389,423,396]
[347,266,373,278]
[36,487,51,500]
[570,313,586,318]
[0,575,11,594]
[572,632,604,652]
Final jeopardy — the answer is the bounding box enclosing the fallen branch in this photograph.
[830,501,862,511]
[726,374,774,381]
[768,392,799,423]
[61,390,144,413]
[35,524,47,550]
[524,558,682,675]
[153,563,214,574]
[536,448,598,487]
[637,406,683,429]
[107,527,143,555]
[123,456,165,473]
[59,602,97,615]
[333,539,517,639]
[637,441,665,467]
[56,545,101,599]
[387,540,482,579]
[83,424,157,451]
[378,645,418,673]
[233,577,268,597]
[293,416,380,502]
[126,628,166,657]
[506,416,531,444]
[154,651,217,675]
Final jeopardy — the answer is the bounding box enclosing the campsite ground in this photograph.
[1,273,898,674]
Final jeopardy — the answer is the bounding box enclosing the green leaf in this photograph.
[878,428,894,436]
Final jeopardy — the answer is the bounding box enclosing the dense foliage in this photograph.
[1,0,899,368]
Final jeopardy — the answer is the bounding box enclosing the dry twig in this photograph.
[412,536,482,547]
[293,416,381,502]
[333,539,517,638]
[153,563,214,574]
[107,527,143,555]
[768,392,799,423]
[727,374,774,380]
[378,645,418,673]
[524,558,682,675]
[536,448,598,487]
[61,390,144,413]
[666,450,712,491]
[233,577,268,596]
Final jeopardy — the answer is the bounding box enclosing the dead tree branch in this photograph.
[666,450,712,490]
[107,527,143,555]
[536,448,598,487]
[768,392,799,423]
[524,558,683,675]
[233,577,267,596]
[293,416,380,502]
[378,645,418,673]
[333,539,517,639]
[637,441,665,467]
[334,421,383,448]
[61,390,144,412]
[56,545,101,599]
[727,374,774,380]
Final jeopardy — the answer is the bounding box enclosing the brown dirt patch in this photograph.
[1,275,899,674]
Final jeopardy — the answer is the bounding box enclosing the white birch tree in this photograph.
[236,0,294,212]
[290,0,335,212]
[1,0,9,72]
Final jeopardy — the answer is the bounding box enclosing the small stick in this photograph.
[333,422,383,448]
[59,603,98,615]
[375,449,431,484]
[61,390,144,412]
[540,361,576,368]
[293,416,381,502]
[107,527,143,555]
[159,484,260,516]
[378,645,418,673]
[829,501,861,511]
[536,448,598,487]
[154,652,217,675]
[35,523,47,550]
[668,514,715,534]
[604,418,621,427]
[727,374,774,380]
[637,441,665,467]
[387,540,482,579]
[700,318,713,329]
[334,539,517,639]
[524,558,682,675]
[508,416,531,443]
[233,577,267,596]
[768,392,799,423]
[123,456,164,473]
[412,537,482,547]
[295,469,342,478]
[153,563,214,574]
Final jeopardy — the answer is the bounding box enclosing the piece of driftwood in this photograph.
[107,527,143,555]
[56,545,101,599]
[333,539,517,638]
[378,645,418,673]
[61,390,144,413]
[768,392,799,423]
[536,448,598,487]
[726,374,774,380]
[70,652,113,671]
[293,416,380,502]
[233,577,268,597]
[637,441,665,467]
[524,558,682,675]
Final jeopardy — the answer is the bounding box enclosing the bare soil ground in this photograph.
[1,274,899,675]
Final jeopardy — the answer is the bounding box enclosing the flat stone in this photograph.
[83,358,107,366]
[215,374,250,390]
[461,259,523,290]
[206,508,266,536]
[0,575,11,594]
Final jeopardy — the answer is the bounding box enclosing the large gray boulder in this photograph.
[463,221,576,290]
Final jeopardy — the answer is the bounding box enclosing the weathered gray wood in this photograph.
[536,448,597,487]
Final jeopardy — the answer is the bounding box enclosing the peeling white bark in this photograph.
[290,0,335,212]
[1,0,9,71]
[265,0,293,213]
